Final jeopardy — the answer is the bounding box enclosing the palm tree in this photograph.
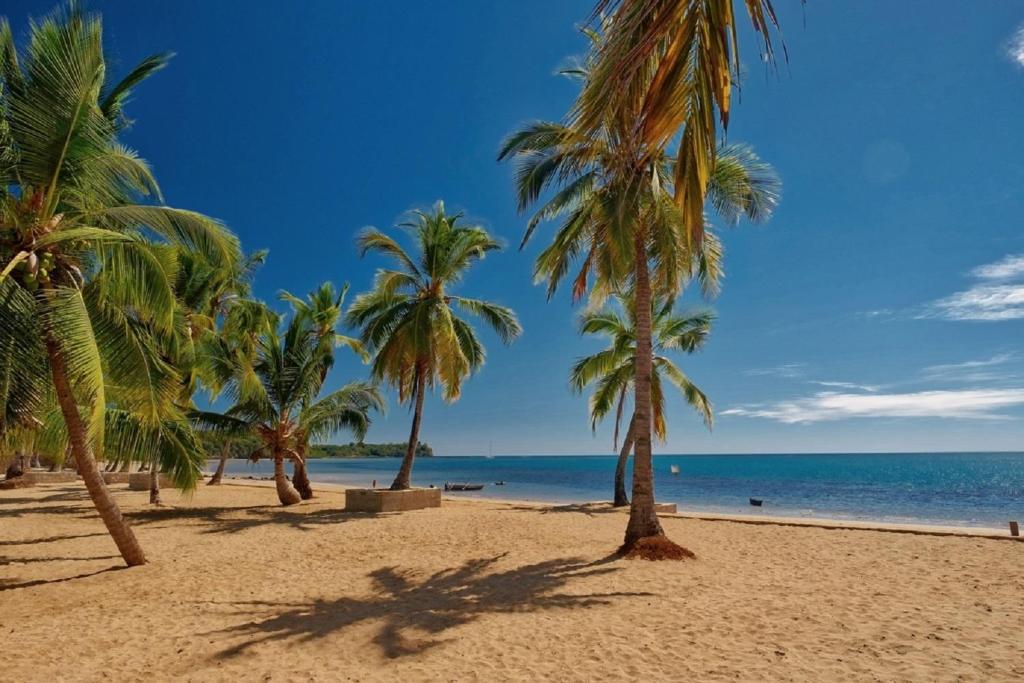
[278,281,365,498]
[196,298,278,484]
[195,313,384,506]
[502,84,778,557]
[0,5,238,565]
[571,293,712,506]
[347,201,522,490]
[565,2,784,556]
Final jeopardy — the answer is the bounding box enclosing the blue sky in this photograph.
[9,1,1024,454]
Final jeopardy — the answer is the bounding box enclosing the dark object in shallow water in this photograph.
[494,481,505,486]
[749,498,763,507]
[444,482,484,491]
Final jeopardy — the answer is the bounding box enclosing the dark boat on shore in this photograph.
[445,482,484,492]
[749,498,763,507]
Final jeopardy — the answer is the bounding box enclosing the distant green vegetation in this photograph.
[307,442,433,459]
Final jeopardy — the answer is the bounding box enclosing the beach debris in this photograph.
[618,534,696,561]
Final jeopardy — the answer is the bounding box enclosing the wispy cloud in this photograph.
[744,362,805,379]
[921,353,1015,381]
[809,380,881,392]
[925,254,1024,321]
[722,388,1024,424]
[1007,25,1024,68]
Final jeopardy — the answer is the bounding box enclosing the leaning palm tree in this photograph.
[571,293,712,506]
[195,314,383,506]
[502,72,778,557]
[278,281,365,498]
[0,5,238,565]
[347,201,522,490]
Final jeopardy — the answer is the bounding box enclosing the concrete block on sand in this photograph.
[345,487,442,512]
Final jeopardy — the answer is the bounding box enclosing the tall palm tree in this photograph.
[278,281,365,498]
[566,1,784,556]
[0,5,238,566]
[571,293,712,506]
[347,201,522,490]
[195,314,383,506]
[502,88,778,557]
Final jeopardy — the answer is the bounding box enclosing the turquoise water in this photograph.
[218,452,1024,528]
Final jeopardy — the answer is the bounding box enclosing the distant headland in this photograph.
[307,443,434,459]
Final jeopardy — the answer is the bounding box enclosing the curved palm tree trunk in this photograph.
[273,449,302,506]
[614,415,635,507]
[292,447,313,500]
[149,455,162,505]
[391,363,426,490]
[44,335,147,567]
[208,443,229,485]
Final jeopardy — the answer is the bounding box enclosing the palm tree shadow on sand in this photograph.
[206,553,651,660]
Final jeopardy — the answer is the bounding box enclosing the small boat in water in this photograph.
[749,497,763,507]
[669,465,680,475]
[444,482,485,492]
[494,481,506,486]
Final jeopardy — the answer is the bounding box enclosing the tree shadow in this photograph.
[501,503,625,518]
[0,554,119,566]
[125,505,374,535]
[0,531,108,547]
[206,553,649,660]
[0,566,124,592]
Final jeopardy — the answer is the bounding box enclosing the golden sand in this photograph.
[1,482,1022,681]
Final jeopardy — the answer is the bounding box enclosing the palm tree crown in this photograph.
[347,201,521,403]
[572,293,713,447]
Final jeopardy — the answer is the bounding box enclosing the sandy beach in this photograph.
[2,482,1022,682]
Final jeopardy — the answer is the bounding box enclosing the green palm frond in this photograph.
[574,291,714,440]
[349,201,520,409]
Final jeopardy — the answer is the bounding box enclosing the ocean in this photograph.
[215,452,1024,529]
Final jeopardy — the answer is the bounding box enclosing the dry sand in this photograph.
[1,482,1022,682]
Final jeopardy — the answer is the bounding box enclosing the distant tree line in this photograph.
[307,442,434,459]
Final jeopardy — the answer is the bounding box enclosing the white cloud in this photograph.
[810,380,881,392]
[929,284,1024,321]
[971,254,1024,280]
[926,254,1024,321]
[1008,25,1024,68]
[721,388,1024,424]
[745,363,805,378]
[922,353,1014,379]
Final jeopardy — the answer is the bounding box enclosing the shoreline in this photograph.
[217,475,1022,540]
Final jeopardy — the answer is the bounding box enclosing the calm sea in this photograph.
[216,452,1024,529]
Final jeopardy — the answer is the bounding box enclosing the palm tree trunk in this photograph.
[208,443,229,485]
[149,455,162,505]
[292,447,313,500]
[391,362,426,490]
[44,334,147,567]
[614,415,635,507]
[273,448,302,506]
[621,230,692,560]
